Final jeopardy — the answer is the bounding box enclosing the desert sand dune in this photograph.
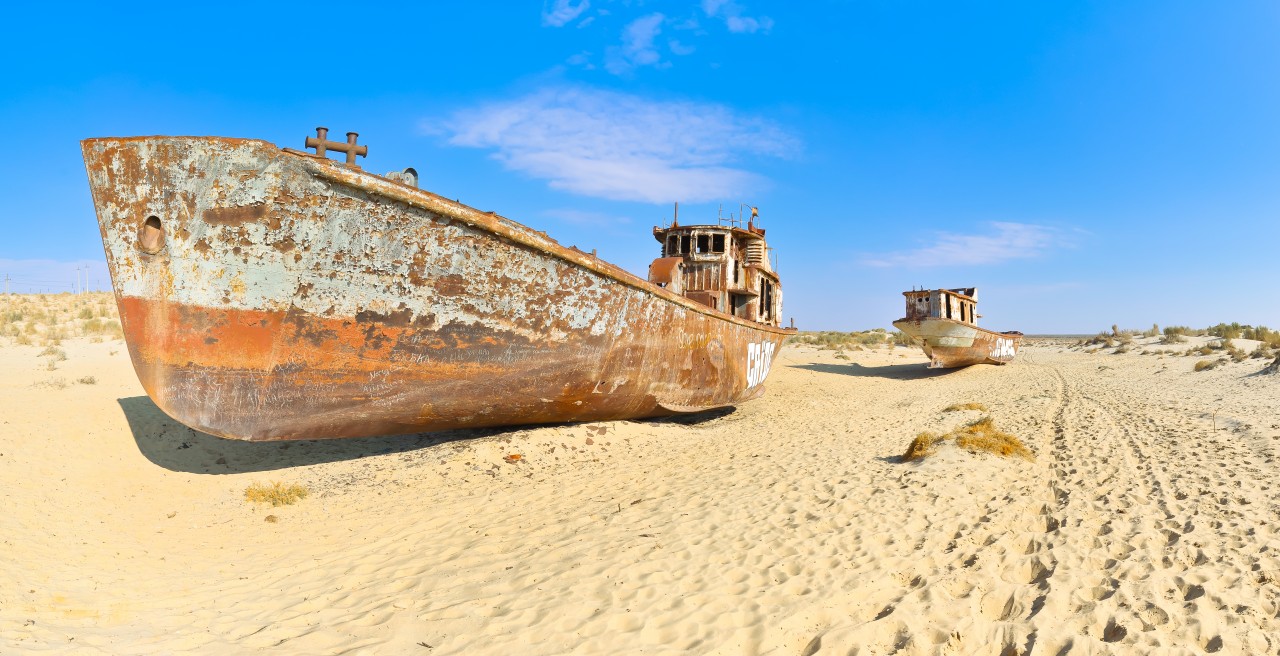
[2,304,1279,654]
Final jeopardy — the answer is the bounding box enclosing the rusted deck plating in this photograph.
[82,133,795,440]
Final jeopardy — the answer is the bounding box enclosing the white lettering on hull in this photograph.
[993,337,1017,360]
[746,341,776,389]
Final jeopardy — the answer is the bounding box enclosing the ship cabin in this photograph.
[648,219,782,327]
[903,288,980,326]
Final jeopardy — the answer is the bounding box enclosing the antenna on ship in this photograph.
[672,201,679,227]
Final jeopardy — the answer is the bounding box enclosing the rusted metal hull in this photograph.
[82,136,794,441]
[892,318,1021,368]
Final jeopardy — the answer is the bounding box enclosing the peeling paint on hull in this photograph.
[892,318,1022,369]
[83,136,794,441]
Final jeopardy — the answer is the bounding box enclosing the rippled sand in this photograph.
[2,323,1279,654]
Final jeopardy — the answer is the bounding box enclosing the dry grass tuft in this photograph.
[901,432,943,462]
[901,417,1033,463]
[1194,359,1219,372]
[244,481,309,507]
[943,402,988,412]
[954,417,1034,460]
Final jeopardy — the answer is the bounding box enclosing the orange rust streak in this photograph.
[118,296,516,380]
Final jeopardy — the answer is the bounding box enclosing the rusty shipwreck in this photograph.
[82,130,795,441]
[892,288,1022,368]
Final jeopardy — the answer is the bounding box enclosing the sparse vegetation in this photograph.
[245,481,310,507]
[77,376,97,385]
[39,345,67,359]
[790,329,893,350]
[1194,360,1220,372]
[0,292,120,346]
[901,416,1033,462]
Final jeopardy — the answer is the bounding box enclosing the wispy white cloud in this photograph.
[439,86,798,203]
[606,13,667,74]
[542,0,590,27]
[860,222,1071,267]
[701,0,774,34]
[565,51,595,69]
[668,39,696,56]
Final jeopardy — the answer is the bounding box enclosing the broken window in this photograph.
[712,234,725,253]
[667,235,678,256]
[697,235,710,253]
[680,235,691,254]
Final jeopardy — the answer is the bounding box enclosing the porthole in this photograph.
[138,215,165,254]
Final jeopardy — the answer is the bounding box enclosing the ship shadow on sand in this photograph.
[118,396,738,475]
[120,396,535,475]
[791,362,955,380]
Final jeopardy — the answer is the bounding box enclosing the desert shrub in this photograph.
[1143,323,1160,338]
[38,346,67,361]
[1194,360,1219,372]
[1207,323,1243,339]
[1161,333,1187,345]
[245,481,309,507]
[77,307,94,320]
[76,376,97,385]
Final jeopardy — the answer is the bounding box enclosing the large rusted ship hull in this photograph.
[892,318,1021,368]
[83,137,793,441]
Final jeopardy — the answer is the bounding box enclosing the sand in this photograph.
[3,300,1280,654]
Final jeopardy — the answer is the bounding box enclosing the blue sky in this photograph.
[3,1,1277,332]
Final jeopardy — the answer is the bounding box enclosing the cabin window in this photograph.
[696,235,710,253]
[733,260,740,284]
[712,234,725,253]
[680,235,691,254]
[667,235,678,256]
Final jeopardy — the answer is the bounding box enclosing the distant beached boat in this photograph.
[81,130,795,441]
[892,288,1022,368]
